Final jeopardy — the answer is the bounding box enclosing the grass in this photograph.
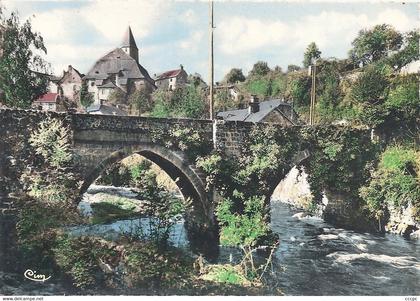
[201,264,251,286]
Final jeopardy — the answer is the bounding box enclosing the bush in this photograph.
[360,145,420,221]
[123,241,194,289]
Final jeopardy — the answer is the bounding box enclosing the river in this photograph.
[72,186,420,295]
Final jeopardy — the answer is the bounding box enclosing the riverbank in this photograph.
[272,166,420,239]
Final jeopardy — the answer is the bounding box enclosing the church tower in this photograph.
[121,26,139,62]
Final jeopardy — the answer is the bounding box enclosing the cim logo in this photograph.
[23,269,51,282]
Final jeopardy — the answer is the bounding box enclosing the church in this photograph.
[84,27,156,106]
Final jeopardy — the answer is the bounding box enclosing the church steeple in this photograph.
[121,26,139,62]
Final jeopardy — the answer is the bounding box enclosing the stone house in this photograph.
[83,26,155,105]
[217,96,297,126]
[154,65,188,91]
[33,92,63,112]
[214,84,242,103]
[57,65,83,102]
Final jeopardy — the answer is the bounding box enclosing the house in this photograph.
[84,26,155,105]
[217,96,297,126]
[214,84,242,102]
[154,65,188,91]
[58,65,84,102]
[33,92,63,112]
[47,74,62,94]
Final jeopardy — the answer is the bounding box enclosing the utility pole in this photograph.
[208,0,214,120]
[309,61,317,125]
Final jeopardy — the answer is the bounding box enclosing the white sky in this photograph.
[1,0,418,82]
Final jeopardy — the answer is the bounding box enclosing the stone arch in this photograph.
[266,149,311,201]
[78,144,214,230]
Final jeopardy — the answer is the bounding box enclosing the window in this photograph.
[91,82,95,87]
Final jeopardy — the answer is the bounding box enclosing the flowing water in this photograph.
[270,200,419,296]
[73,185,419,296]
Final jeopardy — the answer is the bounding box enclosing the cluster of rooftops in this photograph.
[31,26,297,125]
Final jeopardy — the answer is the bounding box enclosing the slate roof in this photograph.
[217,99,293,123]
[98,82,118,89]
[84,48,154,86]
[86,104,127,116]
[155,69,182,81]
[34,92,59,103]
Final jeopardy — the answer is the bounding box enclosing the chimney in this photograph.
[248,95,260,114]
[180,64,184,70]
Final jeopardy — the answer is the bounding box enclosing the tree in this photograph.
[248,61,270,77]
[79,81,94,108]
[150,86,205,119]
[107,88,126,105]
[287,64,301,73]
[316,60,343,122]
[388,29,420,71]
[350,64,390,127]
[171,86,205,118]
[303,42,321,68]
[284,72,311,111]
[348,24,403,67]
[129,86,153,115]
[0,8,50,108]
[224,68,246,84]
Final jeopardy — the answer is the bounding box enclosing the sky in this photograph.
[1,0,418,82]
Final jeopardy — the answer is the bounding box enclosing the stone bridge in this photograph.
[2,109,372,242]
[1,109,311,237]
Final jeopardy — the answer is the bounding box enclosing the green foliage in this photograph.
[248,61,271,77]
[123,241,194,289]
[216,196,269,247]
[360,146,420,221]
[0,8,49,108]
[350,64,390,127]
[385,75,420,124]
[203,265,249,285]
[90,195,141,224]
[287,65,301,72]
[128,86,153,115]
[150,86,205,119]
[150,125,211,159]
[214,88,236,112]
[79,81,94,108]
[53,235,116,289]
[284,71,311,111]
[316,60,344,123]
[245,78,272,98]
[303,42,321,68]
[107,88,126,105]
[349,24,403,66]
[302,127,378,203]
[387,29,419,71]
[224,68,246,84]
[29,118,72,168]
[96,161,131,186]
[15,116,81,274]
[238,126,299,197]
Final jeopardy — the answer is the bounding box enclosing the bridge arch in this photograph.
[78,144,214,230]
